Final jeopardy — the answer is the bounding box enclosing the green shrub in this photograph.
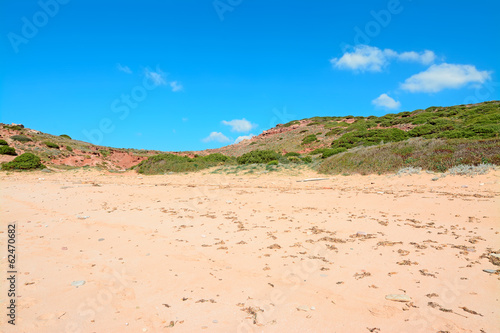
[0,139,8,146]
[325,127,346,136]
[332,128,408,149]
[302,134,318,145]
[10,135,32,142]
[322,147,347,158]
[44,141,59,149]
[267,160,279,166]
[5,125,23,131]
[99,149,110,157]
[136,153,232,174]
[1,153,45,170]
[309,148,331,155]
[301,156,312,163]
[319,138,500,175]
[201,153,230,163]
[283,120,300,127]
[59,134,72,139]
[236,150,280,164]
[0,146,17,155]
[66,145,73,152]
[287,156,301,163]
[284,152,300,157]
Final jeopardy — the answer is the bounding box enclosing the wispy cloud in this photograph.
[144,68,167,86]
[331,45,436,73]
[372,93,401,110]
[117,63,132,74]
[397,50,436,65]
[169,81,183,92]
[221,118,257,132]
[234,134,255,144]
[202,132,231,143]
[400,63,492,93]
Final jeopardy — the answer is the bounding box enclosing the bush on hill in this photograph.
[1,153,45,170]
[301,156,312,163]
[10,135,32,142]
[332,128,408,149]
[321,147,347,158]
[319,138,500,175]
[302,134,318,145]
[236,150,280,164]
[44,141,59,149]
[136,153,232,174]
[0,139,8,146]
[0,146,17,155]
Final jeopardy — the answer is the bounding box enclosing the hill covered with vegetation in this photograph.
[1,101,499,174]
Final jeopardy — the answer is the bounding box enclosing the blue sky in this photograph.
[1,0,499,151]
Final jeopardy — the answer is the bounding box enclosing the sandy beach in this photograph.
[1,168,499,333]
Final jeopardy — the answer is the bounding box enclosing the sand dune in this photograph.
[1,169,499,332]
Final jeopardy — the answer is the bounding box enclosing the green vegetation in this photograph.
[0,139,8,146]
[0,146,17,155]
[136,153,231,174]
[306,147,347,158]
[321,147,348,158]
[301,134,318,145]
[66,145,73,152]
[100,149,110,158]
[283,120,300,127]
[60,134,72,139]
[4,125,23,131]
[319,138,500,175]
[267,160,279,166]
[1,153,45,170]
[44,141,60,149]
[287,156,301,163]
[301,156,312,163]
[284,152,301,157]
[236,150,280,164]
[10,135,32,142]
[332,128,408,149]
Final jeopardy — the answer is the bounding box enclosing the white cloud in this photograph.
[169,81,183,92]
[117,63,132,74]
[145,68,167,86]
[202,132,231,143]
[331,45,389,72]
[400,63,492,93]
[331,45,436,72]
[234,134,255,144]
[398,50,436,65]
[221,118,257,132]
[372,93,401,110]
